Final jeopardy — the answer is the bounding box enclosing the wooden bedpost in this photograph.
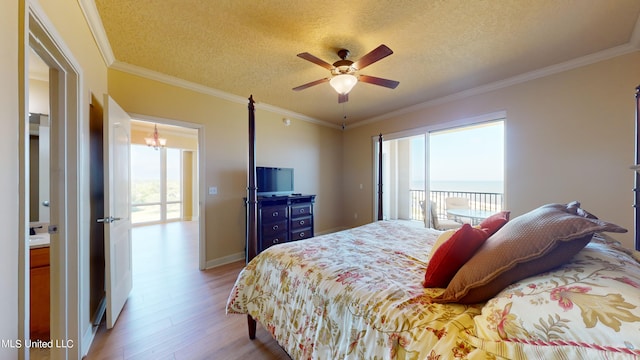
[247,95,258,262]
[246,95,258,339]
[378,133,384,221]
[634,86,640,251]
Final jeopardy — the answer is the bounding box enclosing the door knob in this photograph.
[96,216,122,223]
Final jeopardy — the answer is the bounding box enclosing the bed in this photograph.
[228,96,640,359]
[228,215,640,359]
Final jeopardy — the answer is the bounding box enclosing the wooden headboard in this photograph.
[245,96,385,262]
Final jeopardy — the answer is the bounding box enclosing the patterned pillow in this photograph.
[432,201,627,304]
[470,239,640,359]
[423,223,490,288]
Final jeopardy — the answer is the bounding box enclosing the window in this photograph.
[131,144,182,224]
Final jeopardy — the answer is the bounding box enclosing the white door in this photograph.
[101,94,132,329]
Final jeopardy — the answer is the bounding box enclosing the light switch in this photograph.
[209,186,218,195]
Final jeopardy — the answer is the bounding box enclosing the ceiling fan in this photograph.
[292,44,400,103]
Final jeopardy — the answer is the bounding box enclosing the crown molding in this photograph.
[110,61,337,128]
[77,0,114,67]
[79,0,333,127]
[351,39,640,129]
[631,13,640,49]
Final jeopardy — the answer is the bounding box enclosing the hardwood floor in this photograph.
[84,221,290,360]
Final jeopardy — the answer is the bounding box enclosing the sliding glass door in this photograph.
[377,118,504,228]
[428,121,504,225]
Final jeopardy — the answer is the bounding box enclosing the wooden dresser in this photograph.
[250,194,316,256]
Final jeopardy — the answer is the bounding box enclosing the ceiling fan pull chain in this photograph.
[342,103,348,130]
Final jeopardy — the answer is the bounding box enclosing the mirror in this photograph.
[29,49,50,224]
[29,113,50,223]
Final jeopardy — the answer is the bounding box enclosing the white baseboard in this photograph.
[315,226,347,236]
[205,252,244,269]
[80,321,98,359]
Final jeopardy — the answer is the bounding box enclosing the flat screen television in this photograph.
[256,167,294,196]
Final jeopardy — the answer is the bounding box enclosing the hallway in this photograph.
[85,221,289,359]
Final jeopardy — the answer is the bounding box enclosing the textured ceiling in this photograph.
[93,0,640,127]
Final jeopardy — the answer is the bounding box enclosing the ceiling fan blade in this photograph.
[292,78,330,91]
[352,44,393,70]
[338,93,349,103]
[358,75,399,89]
[297,52,334,70]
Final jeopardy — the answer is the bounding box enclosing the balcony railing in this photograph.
[409,189,504,222]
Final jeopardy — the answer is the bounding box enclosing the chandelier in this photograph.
[144,124,167,150]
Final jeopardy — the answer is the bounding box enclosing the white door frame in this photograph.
[21,4,83,360]
[130,113,206,270]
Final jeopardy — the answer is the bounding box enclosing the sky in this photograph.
[410,120,504,183]
[130,145,181,181]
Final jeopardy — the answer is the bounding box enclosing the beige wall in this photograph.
[107,69,344,264]
[183,151,195,220]
[28,78,49,114]
[1,0,20,357]
[343,51,640,250]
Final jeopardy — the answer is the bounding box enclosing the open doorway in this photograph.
[129,120,199,226]
[127,118,203,271]
[27,47,52,360]
[22,5,83,359]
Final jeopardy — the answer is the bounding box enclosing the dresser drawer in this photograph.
[291,229,312,241]
[290,216,312,231]
[262,205,287,221]
[260,234,287,251]
[290,204,311,218]
[262,219,287,237]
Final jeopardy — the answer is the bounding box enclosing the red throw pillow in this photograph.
[423,223,490,288]
[478,211,510,236]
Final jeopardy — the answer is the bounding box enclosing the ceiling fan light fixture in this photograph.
[330,74,358,95]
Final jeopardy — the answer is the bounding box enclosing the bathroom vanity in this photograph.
[29,233,50,341]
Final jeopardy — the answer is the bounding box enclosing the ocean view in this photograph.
[411,180,503,194]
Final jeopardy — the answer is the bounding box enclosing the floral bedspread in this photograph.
[226,221,640,360]
[226,221,488,359]
[469,236,640,359]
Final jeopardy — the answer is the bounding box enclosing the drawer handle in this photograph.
[272,211,279,217]
[273,238,279,244]
[299,208,305,213]
[272,225,279,230]
[299,220,305,225]
[299,232,305,238]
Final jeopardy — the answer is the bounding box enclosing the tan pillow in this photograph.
[429,229,457,255]
[432,201,627,304]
